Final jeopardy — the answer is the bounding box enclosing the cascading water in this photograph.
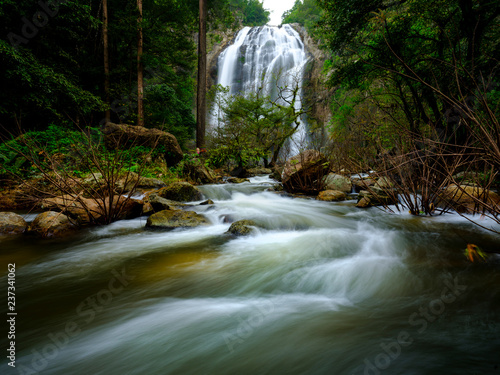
[2,176,500,375]
[214,25,309,155]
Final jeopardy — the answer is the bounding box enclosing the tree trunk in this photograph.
[196,0,207,148]
[137,0,144,127]
[103,0,110,124]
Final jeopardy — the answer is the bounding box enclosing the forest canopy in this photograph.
[0,0,269,143]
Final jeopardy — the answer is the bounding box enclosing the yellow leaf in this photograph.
[464,244,487,263]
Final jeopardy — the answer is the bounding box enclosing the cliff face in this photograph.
[289,23,332,128]
[206,29,239,89]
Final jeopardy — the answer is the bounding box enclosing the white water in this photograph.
[2,177,500,375]
[214,25,309,155]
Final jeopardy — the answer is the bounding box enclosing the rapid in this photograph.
[1,176,499,374]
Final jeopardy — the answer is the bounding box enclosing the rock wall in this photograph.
[206,29,240,89]
[289,24,332,128]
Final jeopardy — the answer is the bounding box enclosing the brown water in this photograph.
[1,176,500,375]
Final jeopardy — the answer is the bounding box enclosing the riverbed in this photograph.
[1,176,499,374]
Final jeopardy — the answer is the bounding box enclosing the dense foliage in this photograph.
[229,0,270,26]
[281,0,322,31]
[0,0,268,145]
[0,123,171,181]
[314,0,500,219]
[316,0,500,148]
[208,82,305,168]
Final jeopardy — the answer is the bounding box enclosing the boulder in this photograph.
[112,196,144,221]
[40,194,143,224]
[226,220,257,236]
[356,197,372,208]
[374,176,394,189]
[322,173,352,193]
[142,202,154,216]
[157,182,203,202]
[29,211,77,238]
[0,212,28,235]
[40,194,103,224]
[227,177,250,184]
[271,166,284,182]
[181,161,217,184]
[103,123,183,166]
[352,178,376,193]
[148,193,185,212]
[146,210,208,229]
[199,199,214,205]
[317,190,347,202]
[437,185,500,214]
[356,190,396,208]
[282,150,328,193]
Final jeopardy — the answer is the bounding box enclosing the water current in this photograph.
[1,176,500,374]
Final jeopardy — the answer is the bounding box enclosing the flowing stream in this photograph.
[1,176,500,375]
[214,25,309,154]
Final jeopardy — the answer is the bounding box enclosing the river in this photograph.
[1,176,499,375]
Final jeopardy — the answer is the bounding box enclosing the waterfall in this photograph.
[214,24,309,155]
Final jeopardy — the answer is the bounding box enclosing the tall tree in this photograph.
[196,0,207,148]
[103,0,111,124]
[137,0,144,127]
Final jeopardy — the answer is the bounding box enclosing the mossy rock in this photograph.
[0,212,27,235]
[322,173,352,193]
[226,219,257,236]
[157,182,203,202]
[146,209,208,229]
[29,211,77,238]
[356,190,396,208]
[437,185,500,214]
[227,177,250,184]
[148,193,185,212]
[317,190,347,202]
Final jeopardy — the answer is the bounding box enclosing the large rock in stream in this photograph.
[0,212,28,235]
[146,210,209,229]
[157,182,203,202]
[356,189,397,208]
[29,211,77,238]
[181,161,217,184]
[317,190,347,202]
[322,173,352,193]
[226,220,257,236]
[40,194,144,225]
[148,193,186,212]
[437,185,500,214]
[282,150,328,193]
